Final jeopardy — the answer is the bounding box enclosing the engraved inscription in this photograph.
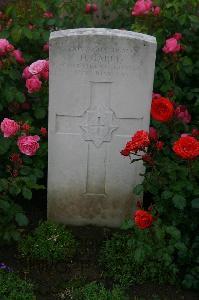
[54,40,142,77]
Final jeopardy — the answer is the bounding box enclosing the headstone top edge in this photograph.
[50,28,156,45]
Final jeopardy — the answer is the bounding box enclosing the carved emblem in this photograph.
[81,105,118,147]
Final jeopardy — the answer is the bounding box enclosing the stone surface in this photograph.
[48,28,156,227]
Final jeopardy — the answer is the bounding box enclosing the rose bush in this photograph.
[0,117,47,241]
[121,91,199,289]
[0,0,198,290]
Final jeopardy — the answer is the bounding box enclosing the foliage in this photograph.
[100,222,181,287]
[19,221,77,261]
[0,269,35,300]
[130,117,199,289]
[0,122,46,243]
[72,282,128,300]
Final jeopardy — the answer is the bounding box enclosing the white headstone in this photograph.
[48,28,156,227]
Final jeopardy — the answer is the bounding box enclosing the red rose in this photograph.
[134,209,154,229]
[121,130,150,155]
[151,97,174,122]
[142,154,153,165]
[156,141,164,151]
[21,123,31,132]
[149,126,158,141]
[120,141,133,156]
[173,136,199,160]
[10,153,22,164]
[40,127,47,137]
[130,130,150,152]
[192,129,199,137]
[21,101,31,111]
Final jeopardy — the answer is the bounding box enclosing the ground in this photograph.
[0,191,198,299]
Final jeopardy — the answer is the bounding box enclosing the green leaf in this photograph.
[0,179,9,191]
[191,198,199,209]
[182,57,192,67]
[133,184,143,196]
[134,248,145,263]
[189,15,199,24]
[22,187,32,200]
[0,199,10,210]
[11,26,22,42]
[37,0,47,11]
[165,226,181,240]
[0,137,12,155]
[15,212,28,226]
[15,91,26,103]
[33,168,43,178]
[9,184,21,196]
[172,195,186,210]
[20,166,32,176]
[23,27,33,39]
[121,219,134,230]
[0,103,4,111]
[161,191,173,200]
[34,107,46,119]
[163,69,170,81]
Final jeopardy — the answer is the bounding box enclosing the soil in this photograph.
[0,191,198,300]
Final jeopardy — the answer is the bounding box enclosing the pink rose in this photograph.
[85,3,92,13]
[181,133,189,137]
[162,37,181,54]
[41,69,49,80]
[28,24,35,30]
[6,43,15,52]
[11,49,25,64]
[29,59,48,75]
[17,135,40,156]
[43,11,53,18]
[40,60,49,80]
[152,92,161,99]
[1,118,20,138]
[43,42,49,52]
[85,3,98,13]
[132,0,152,16]
[175,105,191,124]
[0,38,10,56]
[22,66,32,80]
[7,18,13,27]
[92,3,98,12]
[26,75,42,93]
[152,6,160,16]
[173,33,182,41]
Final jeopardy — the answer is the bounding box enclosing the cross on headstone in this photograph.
[56,81,142,196]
